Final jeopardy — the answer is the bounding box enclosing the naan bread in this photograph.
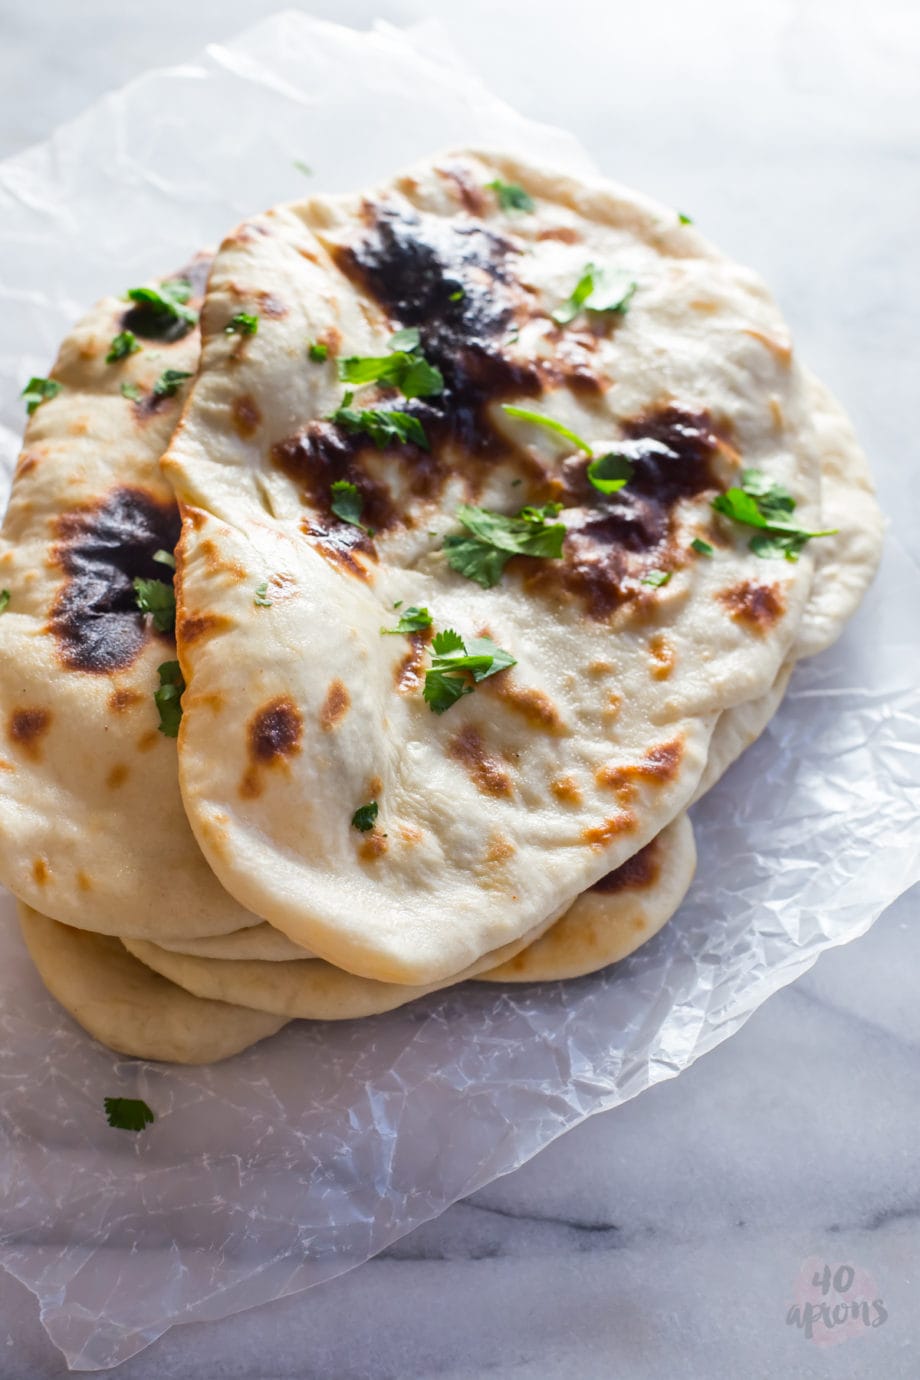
[164,150,826,984]
[121,813,692,1015]
[0,266,262,941]
[18,904,286,1063]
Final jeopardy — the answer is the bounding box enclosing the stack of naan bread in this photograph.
[0,153,882,1063]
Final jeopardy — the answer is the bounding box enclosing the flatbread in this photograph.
[18,904,286,1063]
[0,265,262,941]
[163,149,826,984]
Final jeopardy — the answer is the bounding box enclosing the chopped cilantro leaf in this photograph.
[328,393,428,450]
[0,590,9,614]
[106,330,140,364]
[126,281,198,329]
[21,377,61,415]
[133,578,175,634]
[691,537,714,556]
[711,469,835,561]
[254,582,272,607]
[154,661,184,738]
[120,381,142,402]
[153,549,175,570]
[587,452,634,494]
[338,329,443,400]
[485,179,535,213]
[104,1097,155,1133]
[444,502,566,589]
[501,405,592,455]
[293,159,313,177]
[424,629,517,715]
[153,369,192,399]
[641,569,671,587]
[449,289,465,302]
[309,341,329,362]
[678,211,694,225]
[351,801,378,832]
[383,605,432,634]
[330,479,364,527]
[225,311,259,336]
[552,262,637,326]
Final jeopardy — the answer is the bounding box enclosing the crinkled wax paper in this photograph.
[0,12,918,1373]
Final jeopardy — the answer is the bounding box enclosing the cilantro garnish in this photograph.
[21,377,61,415]
[0,590,10,614]
[711,469,836,561]
[126,280,198,329]
[691,537,713,556]
[444,502,565,590]
[293,159,313,177]
[338,328,443,400]
[225,311,259,336]
[641,570,671,587]
[309,341,329,362]
[254,582,272,607]
[678,212,694,225]
[587,452,634,494]
[485,179,535,213]
[328,392,428,450]
[351,801,378,832]
[154,661,184,738]
[120,381,142,402]
[501,405,592,454]
[153,369,192,399]
[330,479,364,527]
[383,605,432,634]
[104,1096,155,1133]
[552,263,637,326]
[424,628,517,714]
[153,549,176,570]
[106,330,140,364]
[449,289,465,302]
[133,578,175,634]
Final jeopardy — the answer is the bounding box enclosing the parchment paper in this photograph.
[0,13,917,1372]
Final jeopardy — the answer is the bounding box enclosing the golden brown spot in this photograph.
[588,659,613,676]
[769,397,784,431]
[0,758,13,772]
[320,679,350,731]
[231,394,262,439]
[743,328,793,365]
[536,226,580,244]
[108,687,143,713]
[648,633,676,681]
[399,823,423,845]
[106,763,129,790]
[582,813,636,848]
[184,691,225,715]
[137,730,160,753]
[249,696,303,764]
[492,678,564,733]
[303,520,373,582]
[255,290,288,319]
[485,834,515,864]
[8,708,51,760]
[359,832,388,861]
[199,538,247,580]
[76,870,92,893]
[185,506,207,531]
[690,299,720,314]
[718,581,785,634]
[178,612,230,646]
[239,767,261,800]
[436,163,488,216]
[15,452,39,479]
[550,775,582,806]
[68,417,90,437]
[32,858,49,886]
[394,631,431,693]
[367,774,383,796]
[591,837,661,894]
[596,739,684,801]
[448,727,513,799]
[602,693,622,724]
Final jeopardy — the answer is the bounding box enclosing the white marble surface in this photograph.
[1,1,918,1375]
